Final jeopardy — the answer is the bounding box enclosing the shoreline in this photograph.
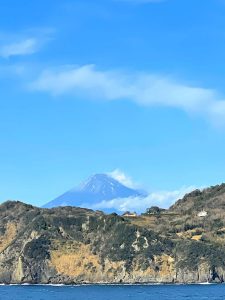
[0,282,217,287]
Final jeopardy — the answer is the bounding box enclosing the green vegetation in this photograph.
[1,184,225,283]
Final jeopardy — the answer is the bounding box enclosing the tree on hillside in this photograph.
[146,206,161,215]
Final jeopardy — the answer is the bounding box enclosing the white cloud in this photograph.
[89,186,196,213]
[0,28,54,59]
[108,169,137,188]
[30,64,225,125]
[0,38,39,58]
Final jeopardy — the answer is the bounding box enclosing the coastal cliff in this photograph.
[1,184,225,284]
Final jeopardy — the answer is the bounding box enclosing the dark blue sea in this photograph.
[0,284,225,300]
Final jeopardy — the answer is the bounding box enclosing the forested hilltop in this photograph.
[1,183,225,284]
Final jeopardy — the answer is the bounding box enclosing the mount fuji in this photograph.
[43,173,146,212]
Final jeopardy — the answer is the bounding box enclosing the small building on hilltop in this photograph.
[122,211,137,217]
[197,210,208,217]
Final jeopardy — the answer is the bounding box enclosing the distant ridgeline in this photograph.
[1,183,225,284]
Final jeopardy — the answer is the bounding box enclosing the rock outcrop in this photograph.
[0,194,225,284]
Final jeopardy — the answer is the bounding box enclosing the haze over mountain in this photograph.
[43,174,146,212]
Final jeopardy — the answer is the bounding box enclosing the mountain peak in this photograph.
[43,173,145,212]
[78,173,127,195]
[79,173,112,187]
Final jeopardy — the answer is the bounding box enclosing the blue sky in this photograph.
[0,0,225,208]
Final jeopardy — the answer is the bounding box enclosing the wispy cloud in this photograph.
[30,64,225,125]
[88,186,196,213]
[87,170,196,213]
[0,38,39,58]
[108,169,137,189]
[0,28,54,58]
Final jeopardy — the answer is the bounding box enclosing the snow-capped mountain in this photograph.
[43,173,146,211]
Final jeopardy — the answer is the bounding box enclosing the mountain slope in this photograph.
[169,183,225,214]
[1,184,225,284]
[0,201,175,284]
[43,174,145,210]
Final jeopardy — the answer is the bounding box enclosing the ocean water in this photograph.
[0,284,225,300]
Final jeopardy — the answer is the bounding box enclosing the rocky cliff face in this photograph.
[0,199,225,284]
